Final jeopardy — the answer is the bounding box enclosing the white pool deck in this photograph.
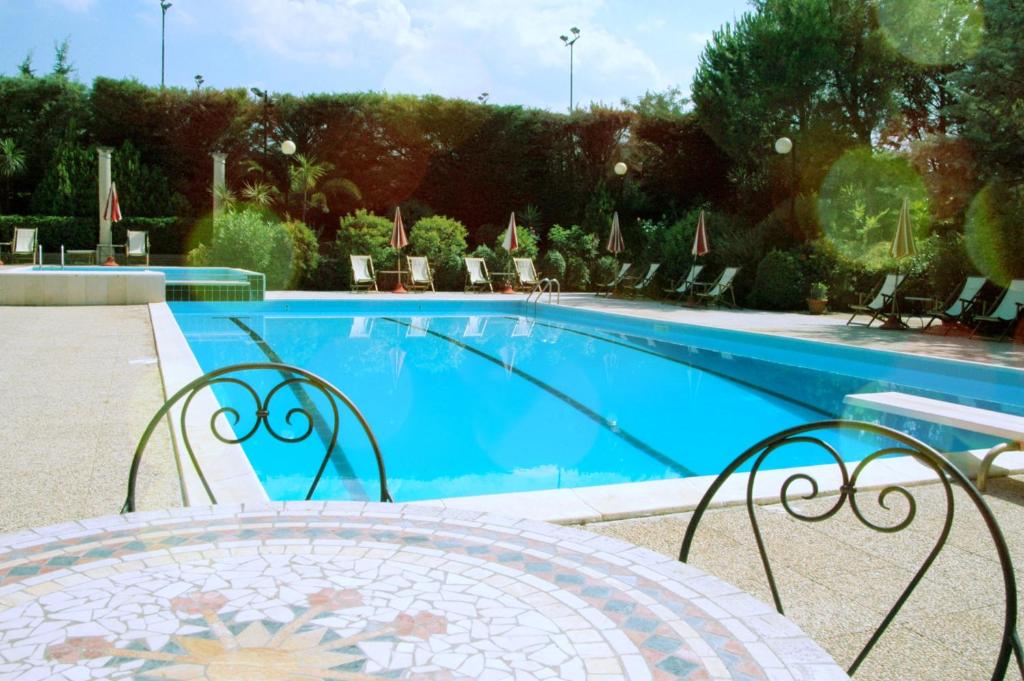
[144,291,1024,523]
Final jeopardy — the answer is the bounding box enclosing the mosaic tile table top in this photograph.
[0,502,845,680]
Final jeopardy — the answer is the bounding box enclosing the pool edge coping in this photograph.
[151,299,1024,524]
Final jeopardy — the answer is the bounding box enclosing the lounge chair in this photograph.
[0,227,38,264]
[406,256,435,292]
[923,276,987,333]
[464,257,493,292]
[513,257,540,291]
[596,262,632,296]
[971,279,1024,341]
[119,229,149,266]
[846,273,906,327]
[350,255,378,292]
[624,263,661,297]
[693,266,740,307]
[663,264,704,301]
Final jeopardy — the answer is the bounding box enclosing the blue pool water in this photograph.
[34,265,250,282]
[169,301,1024,502]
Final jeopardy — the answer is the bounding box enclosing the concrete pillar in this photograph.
[211,152,227,217]
[97,147,113,260]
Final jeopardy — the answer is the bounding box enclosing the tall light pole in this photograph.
[251,87,270,175]
[775,136,796,227]
[160,1,172,89]
[559,27,581,113]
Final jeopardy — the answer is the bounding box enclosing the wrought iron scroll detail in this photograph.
[123,363,393,514]
[678,420,1022,680]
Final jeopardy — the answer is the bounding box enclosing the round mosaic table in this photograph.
[0,502,845,680]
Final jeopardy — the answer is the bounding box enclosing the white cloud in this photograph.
[222,0,667,106]
[49,0,95,11]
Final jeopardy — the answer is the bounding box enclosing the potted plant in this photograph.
[807,281,828,315]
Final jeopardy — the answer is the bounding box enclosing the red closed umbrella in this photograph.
[102,183,123,266]
[692,209,709,257]
[390,207,408,293]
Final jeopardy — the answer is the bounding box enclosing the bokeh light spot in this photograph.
[877,0,984,66]
[964,180,1024,287]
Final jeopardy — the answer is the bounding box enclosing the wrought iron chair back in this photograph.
[123,363,392,513]
[678,420,1023,679]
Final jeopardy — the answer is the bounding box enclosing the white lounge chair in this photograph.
[971,280,1024,341]
[846,273,906,326]
[513,257,540,291]
[350,255,378,292]
[120,229,149,266]
[664,264,704,301]
[1,227,38,264]
[407,256,435,292]
[923,276,987,333]
[596,262,631,296]
[464,257,493,292]
[624,263,661,297]
[694,267,741,308]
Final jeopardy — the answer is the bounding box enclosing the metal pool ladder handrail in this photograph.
[527,278,560,309]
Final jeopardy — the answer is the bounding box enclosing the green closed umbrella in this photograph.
[881,198,916,329]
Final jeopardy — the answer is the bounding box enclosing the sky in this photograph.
[0,0,752,111]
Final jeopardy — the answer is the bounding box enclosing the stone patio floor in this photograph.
[1,296,1022,680]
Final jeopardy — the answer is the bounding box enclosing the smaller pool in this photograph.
[0,265,265,305]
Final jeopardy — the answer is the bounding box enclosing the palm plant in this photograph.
[288,153,360,224]
[0,138,26,214]
[240,180,280,209]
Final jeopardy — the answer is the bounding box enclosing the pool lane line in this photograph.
[382,316,696,478]
[506,316,832,419]
[227,317,369,501]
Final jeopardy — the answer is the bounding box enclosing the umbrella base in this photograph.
[391,284,408,294]
[877,314,908,331]
[499,285,516,294]
[102,256,120,267]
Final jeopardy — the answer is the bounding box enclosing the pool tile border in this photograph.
[150,298,1024,524]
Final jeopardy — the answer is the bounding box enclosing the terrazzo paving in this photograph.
[0,503,845,680]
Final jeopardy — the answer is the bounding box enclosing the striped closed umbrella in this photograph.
[692,209,709,257]
[606,212,625,255]
[104,182,123,223]
[890,198,916,259]
[501,212,519,252]
[390,207,408,293]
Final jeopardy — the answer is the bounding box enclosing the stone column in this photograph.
[97,147,113,261]
[211,152,227,217]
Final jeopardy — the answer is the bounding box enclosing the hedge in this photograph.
[0,215,202,254]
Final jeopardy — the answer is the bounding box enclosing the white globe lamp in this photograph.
[774,137,793,155]
[281,140,297,156]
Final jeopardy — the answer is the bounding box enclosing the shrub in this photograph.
[283,220,321,289]
[752,250,807,310]
[548,224,598,290]
[541,250,566,280]
[491,227,540,272]
[409,215,468,290]
[188,209,297,289]
[592,255,618,286]
[333,210,396,287]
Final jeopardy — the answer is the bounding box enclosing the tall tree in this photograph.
[0,138,26,213]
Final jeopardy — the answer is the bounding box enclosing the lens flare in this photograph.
[964,180,1024,287]
[817,147,928,263]
[877,0,984,66]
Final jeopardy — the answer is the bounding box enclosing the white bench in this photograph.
[844,391,1024,491]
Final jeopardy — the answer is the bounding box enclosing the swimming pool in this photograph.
[168,300,1024,502]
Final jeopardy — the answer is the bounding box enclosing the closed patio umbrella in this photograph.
[102,182,123,266]
[881,198,917,329]
[499,212,518,293]
[692,209,709,258]
[606,212,625,256]
[390,207,408,293]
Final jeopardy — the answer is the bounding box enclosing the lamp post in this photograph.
[614,161,627,207]
[281,140,296,216]
[559,27,581,113]
[251,87,270,175]
[160,1,172,89]
[774,136,796,227]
